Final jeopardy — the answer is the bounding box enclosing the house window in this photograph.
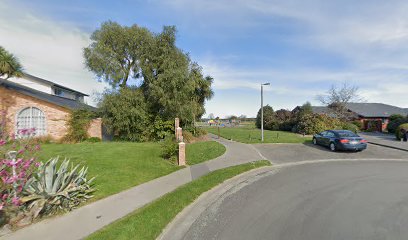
[54,88,63,97]
[16,107,46,137]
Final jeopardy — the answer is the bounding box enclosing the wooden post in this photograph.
[175,118,179,137]
[178,142,186,166]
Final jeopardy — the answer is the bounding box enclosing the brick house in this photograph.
[308,103,408,132]
[0,74,102,140]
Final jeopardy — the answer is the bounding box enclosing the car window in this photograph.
[326,132,335,137]
[320,131,328,136]
[337,131,358,138]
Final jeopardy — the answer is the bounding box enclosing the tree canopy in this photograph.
[86,21,214,140]
[0,46,23,79]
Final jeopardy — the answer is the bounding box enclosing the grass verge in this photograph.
[39,141,227,201]
[86,160,271,240]
[186,141,226,165]
[205,126,309,144]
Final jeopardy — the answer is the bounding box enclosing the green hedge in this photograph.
[396,123,408,140]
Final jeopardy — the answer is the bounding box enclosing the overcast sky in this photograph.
[1,0,408,118]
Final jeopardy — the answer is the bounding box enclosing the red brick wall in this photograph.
[0,87,101,140]
[87,118,102,139]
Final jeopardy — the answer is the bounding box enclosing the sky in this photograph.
[1,0,408,118]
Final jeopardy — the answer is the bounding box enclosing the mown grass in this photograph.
[205,124,309,144]
[186,141,226,165]
[86,160,271,240]
[38,141,226,201]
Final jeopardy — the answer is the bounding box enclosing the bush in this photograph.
[86,137,102,143]
[296,113,341,135]
[351,120,363,130]
[101,88,150,142]
[161,135,178,163]
[396,123,408,140]
[194,127,207,137]
[387,117,408,133]
[366,120,382,132]
[183,131,194,143]
[340,122,359,133]
[63,109,96,143]
[256,105,278,130]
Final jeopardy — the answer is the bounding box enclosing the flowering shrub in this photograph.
[0,128,41,212]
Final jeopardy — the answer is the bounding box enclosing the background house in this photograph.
[0,74,102,140]
[307,103,408,132]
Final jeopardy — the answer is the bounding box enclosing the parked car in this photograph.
[312,130,367,152]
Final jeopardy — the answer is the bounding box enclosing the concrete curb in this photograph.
[367,141,408,152]
[157,166,277,240]
[158,158,408,240]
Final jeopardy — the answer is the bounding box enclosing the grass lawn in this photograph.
[205,125,309,144]
[186,141,226,165]
[38,141,225,201]
[86,160,271,240]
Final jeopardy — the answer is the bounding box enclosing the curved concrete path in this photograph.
[2,135,263,240]
[160,159,408,240]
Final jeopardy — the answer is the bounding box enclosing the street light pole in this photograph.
[261,83,270,142]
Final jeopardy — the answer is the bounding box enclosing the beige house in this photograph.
[0,74,102,140]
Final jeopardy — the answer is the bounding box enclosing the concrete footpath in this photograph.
[359,132,408,152]
[2,135,264,240]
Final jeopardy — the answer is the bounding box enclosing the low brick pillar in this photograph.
[175,118,180,137]
[176,127,183,142]
[178,142,186,166]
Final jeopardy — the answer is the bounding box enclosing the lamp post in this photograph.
[261,83,270,142]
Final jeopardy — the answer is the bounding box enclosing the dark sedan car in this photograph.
[312,130,368,152]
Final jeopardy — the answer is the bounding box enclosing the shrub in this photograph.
[296,113,341,135]
[366,120,381,132]
[21,158,95,220]
[396,123,408,140]
[146,117,174,141]
[340,122,359,133]
[387,117,408,133]
[63,109,96,143]
[161,135,178,162]
[256,105,278,130]
[86,137,102,143]
[182,131,194,143]
[351,120,363,130]
[194,127,207,137]
[101,88,150,142]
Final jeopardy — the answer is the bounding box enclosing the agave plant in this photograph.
[21,158,95,219]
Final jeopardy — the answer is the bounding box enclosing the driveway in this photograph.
[359,132,408,151]
[253,143,408,164]
[163,160,408,240]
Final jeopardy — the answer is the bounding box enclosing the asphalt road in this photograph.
[254,143,408,164]
[181,161,408,240]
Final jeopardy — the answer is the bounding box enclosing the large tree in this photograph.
[85,21,213,139]
[0,46,23,79]
[84,21,152,88]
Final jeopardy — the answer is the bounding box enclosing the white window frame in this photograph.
[16,107,47,137]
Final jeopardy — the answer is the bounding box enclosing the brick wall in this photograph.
[0,87,102,140]
[88,118,102,139]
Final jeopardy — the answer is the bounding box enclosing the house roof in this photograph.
[310,103,408,118]
[0,78,97,111]
[23,73,89,97]
[345,103,408,118]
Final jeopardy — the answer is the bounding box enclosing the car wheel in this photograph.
[329,142,336,152]
[313,138,317,145]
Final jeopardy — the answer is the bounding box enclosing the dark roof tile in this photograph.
[0,78,97,111]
